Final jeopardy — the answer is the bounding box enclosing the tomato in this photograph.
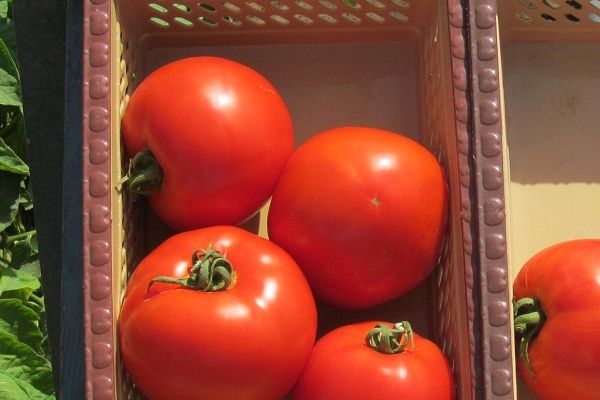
[292,321,454,399]
[121,56,294,231]
[267,127,448,309]
[513,239,600,400]
[118,226,317,400]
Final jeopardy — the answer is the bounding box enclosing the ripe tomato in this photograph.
[118,226,317,400]
[267,127,448,309]
[513,239,600,400]
[121,56,294,231]
[292,321,455,399]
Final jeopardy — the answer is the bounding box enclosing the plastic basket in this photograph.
[82,0,477,398]
[467,0,600,399]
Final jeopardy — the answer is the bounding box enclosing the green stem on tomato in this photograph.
[148,247,233,292]
[513,297,545,379]
[365,321,415,354]
[122,149,163,195]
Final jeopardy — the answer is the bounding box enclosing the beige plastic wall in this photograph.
[498,3,600,398]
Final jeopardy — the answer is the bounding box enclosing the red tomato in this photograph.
[122,56,294,231]
[292,321,455,399]
[267,127,448,309]
[513,239,600,400]
[118,226,317,400]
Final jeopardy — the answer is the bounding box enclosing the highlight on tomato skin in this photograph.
[118,226,318,400]
[267,126,448,310]
[513,239,600,400]
[291,321,455,400]
[121,56,295,232]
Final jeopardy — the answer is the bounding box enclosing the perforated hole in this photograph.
[223,15,243,24]
[517,0,536,9]
[589,12,600,21]
[542,0,560,9]
[389,0,409,8]
[270,14,290,23]
[174,16,194,26]
[246,1,265,11]
[149,3,169,13]
[366,12,385,22]
[318,13,337,23]
[565,13,580,21]
[150,16,170,26]
[318,0,337,9]
[343,0,361,9]
[341,12,361,22]
[517,11,533,21]
[294,13,314,23]
[389,10,408,21]
[540,12,557,20]
[173,3,192,12]
[199,2,217,12]
[591,0,600,9]
[199,15,218,25]
[566,0,582,9]
[366,0,385,8]
[270,1,290,10]
[246,14,266,24]
[223,2,242,12]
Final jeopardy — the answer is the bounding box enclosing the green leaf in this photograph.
[0,1,9,20]
[9,241,31,269]
[0,171,21,231]
[0,68,20,109]
[0,38,18,83]
[0,110,26,163]
[0,299,43,354]
[0,137,28,175]
[0,3,18,73]
[0,265,40,296]
[0,370,56,400]
[0,331,54,396]
[17,260,40,279]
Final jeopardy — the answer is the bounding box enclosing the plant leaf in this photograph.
[0,331,54,395]
[8,233,36,268]
[0,370,56,400]
[17,259,40,279]
[0,68,20,109]
[0,171,21,231]
[0,137,28,174]
[0,265,40,296]
[0,299,43,354]
[0,38,18,83]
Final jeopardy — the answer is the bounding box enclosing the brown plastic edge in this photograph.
[446,0,479,399]
[466,1,516,399]
[82,0,116,399]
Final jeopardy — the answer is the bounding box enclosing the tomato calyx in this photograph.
[148,247,233,292]
[514,297,546,378]
[365,321,415,354]
[123,149,163,195]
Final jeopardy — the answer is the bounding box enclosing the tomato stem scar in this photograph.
[365,321,414,354]
[122,149,163,195]
[513,297,545,378]
[148,247,233,292]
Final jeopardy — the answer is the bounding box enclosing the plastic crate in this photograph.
[82,0,477,398]
[467,0,600,399]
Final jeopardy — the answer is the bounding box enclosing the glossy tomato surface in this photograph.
[119,226,317,400]
[513,239,600,400]
[267,127,448,309]
[292,321,455,400]
[122,56,294,231]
